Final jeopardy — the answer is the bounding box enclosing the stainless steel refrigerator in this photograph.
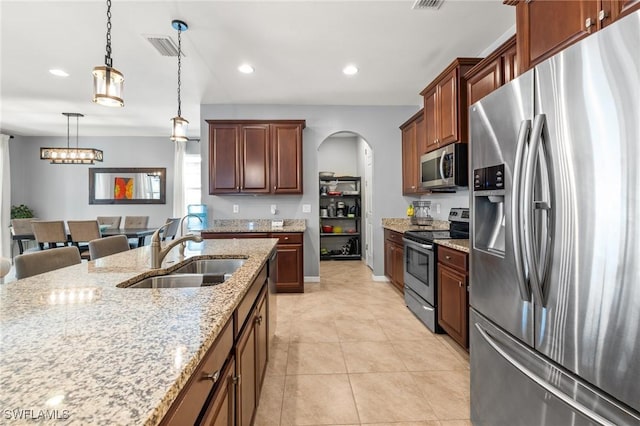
[469,11,640,426]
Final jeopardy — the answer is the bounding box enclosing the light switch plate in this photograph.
[302,204,311,213]
[233,204,239,213]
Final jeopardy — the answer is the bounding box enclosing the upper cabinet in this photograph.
[508,0,640,72]
[465,35,518,107]
[419,58,482,152]
[400,110,424,195]
[207,120,305,195]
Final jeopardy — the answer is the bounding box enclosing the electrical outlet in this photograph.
[302,204,311,213]
[270,204,277,215]
[436,203,441,214]
[233,204,239,213]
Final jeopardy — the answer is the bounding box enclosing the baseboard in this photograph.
[372,274,390,282]
[304,276,320,283]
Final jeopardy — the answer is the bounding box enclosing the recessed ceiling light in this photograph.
[49,69,69,77]
[238,64,255,74]
[343,65,358,76]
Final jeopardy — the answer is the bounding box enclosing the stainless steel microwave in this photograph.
[420,143,468,190]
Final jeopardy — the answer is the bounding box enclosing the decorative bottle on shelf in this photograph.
[327,203,336,218]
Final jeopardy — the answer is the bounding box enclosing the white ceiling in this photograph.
[0,0,515,137]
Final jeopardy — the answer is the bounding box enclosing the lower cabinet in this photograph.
[161,265,271,426]
[383,229,404,292]
[437,246,469,349]
[202,232,304,293]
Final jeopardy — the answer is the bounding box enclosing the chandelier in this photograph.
[40,113,104,164]
[170,20,188,142]
[92,0,124,107]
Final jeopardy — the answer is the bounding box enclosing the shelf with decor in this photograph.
[319,176,362,261]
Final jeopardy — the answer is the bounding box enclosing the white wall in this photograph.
[199,104,418,278]
[9,136,175,227]
[420,190,470,221]
[318,136,358,176]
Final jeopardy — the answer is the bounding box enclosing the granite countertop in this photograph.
[0,238,278,425]
[381,218,449,234]
[202,218,306,233]
[435,238,470,254]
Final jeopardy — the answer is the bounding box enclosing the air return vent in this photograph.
[144,35,181,57]
[412,0,444,10]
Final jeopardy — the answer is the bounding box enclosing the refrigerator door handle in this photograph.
[474,322,616,426]
[512,119,532,302]
[523,114,546,306]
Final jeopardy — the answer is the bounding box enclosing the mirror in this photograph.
[89,168,166,204]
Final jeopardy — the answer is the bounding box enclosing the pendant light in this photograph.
[92,0,124,107]
[170,20,188,142]
[40,113,104,164]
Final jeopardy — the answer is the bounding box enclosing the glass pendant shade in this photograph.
[92,66,124,107]
[170,116,189,142]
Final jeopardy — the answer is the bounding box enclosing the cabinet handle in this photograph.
[284,237,289,240]
[274,186,277,190]
[598,9,608,21]
[458,281,463,287]
[585,17,594,30]
[255,315,263,325]
[445,255,451,260]
[233,375,241,385]
[204,370,220,383]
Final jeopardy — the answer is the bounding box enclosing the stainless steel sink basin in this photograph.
[127,273,228,289]
[170,258,246,275]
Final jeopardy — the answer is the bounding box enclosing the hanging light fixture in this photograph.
[40,113,104,164]
[170,19,188,142]
[92,0,124,107]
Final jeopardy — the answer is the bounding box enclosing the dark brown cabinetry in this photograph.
[207,120,305,195]
[202,232,304,293]
[400,110,425,195]
[420,58,482,153]
[437,246,469,349]
[384,229,404,292]
[200,358,235,426]
[465,36,518,107]
[509,0,640,72]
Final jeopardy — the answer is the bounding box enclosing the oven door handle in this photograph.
[402,237,433,250]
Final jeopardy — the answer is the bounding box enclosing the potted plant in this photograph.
[11,204,34,219]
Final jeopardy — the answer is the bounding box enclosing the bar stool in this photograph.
[14,246,81,279]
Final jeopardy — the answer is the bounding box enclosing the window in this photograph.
[183,154,201,212]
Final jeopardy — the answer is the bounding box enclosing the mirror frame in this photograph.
[89,167,167,204]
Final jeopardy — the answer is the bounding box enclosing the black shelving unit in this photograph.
[319,176,361,261]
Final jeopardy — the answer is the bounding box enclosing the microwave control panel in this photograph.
[474,164,504,191]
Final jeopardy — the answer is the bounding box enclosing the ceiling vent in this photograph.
[412,0,444,10]
[143,35,182,57]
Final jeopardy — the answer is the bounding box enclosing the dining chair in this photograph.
[97,216,122,230]
[31,220,69,250]
[123,216,150,247]
[163,218,180,241]
[14,246,81,279]
[0,257,11,284]
[10,218,37,254]
[67,220,101,260]
[89,235,130,260]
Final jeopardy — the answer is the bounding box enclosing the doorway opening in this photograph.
[318,131,373,270]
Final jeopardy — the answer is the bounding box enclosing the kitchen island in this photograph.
[0,238,278,425]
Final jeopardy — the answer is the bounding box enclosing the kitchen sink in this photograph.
[127,273,228,288]
[170,258,246,275]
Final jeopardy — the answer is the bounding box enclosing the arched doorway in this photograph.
[317,131,374,269]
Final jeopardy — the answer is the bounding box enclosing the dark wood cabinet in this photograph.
[437,246,469,349]
[384,229,404,292]
[400,110,423,195]
[202,232,304,293]
[509,0,639,73]
[200,358,235,426]
[465,35,518,107]
[207,120,305,195]
[255,291,268,399]
[420,58,481,152]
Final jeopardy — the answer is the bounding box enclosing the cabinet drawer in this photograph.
[438,246,468,273]
[272,233,302,244]
[384,229,403,245]
[161,319,233,425]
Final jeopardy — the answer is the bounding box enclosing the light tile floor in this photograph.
[255,261,471,426]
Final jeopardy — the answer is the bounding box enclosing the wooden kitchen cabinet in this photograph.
[437,246,469,349]
[420,58,481,152]
[207,120,305,195]
[384,229,404,292]
[508,0,639,72]
[465,36,518,107]
[400,109,424,195]
[199,358,235,426]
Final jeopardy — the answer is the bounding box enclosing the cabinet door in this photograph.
[209,124,240,194]
[437,69,459,146]
[467,58,501,107]
[517,0,598,71]
[502,41,519,84]
[437,264,468,348]
[424,88,439,152]
[415,113,427,158]
[615,0,640,20]
[255,291,268,401]
[384,240,393,281]
[271,123,303,194]
[240,124,270,193]
[401,122,418,194]
[276,243,304,293]
[200,358,236,426]
[392,242,404,291]
[236,312,257,426]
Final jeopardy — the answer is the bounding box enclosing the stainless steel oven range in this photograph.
[403,208,469,333]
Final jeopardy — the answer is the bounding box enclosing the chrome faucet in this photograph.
[150,222,203,269]
[177,214,203,257]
